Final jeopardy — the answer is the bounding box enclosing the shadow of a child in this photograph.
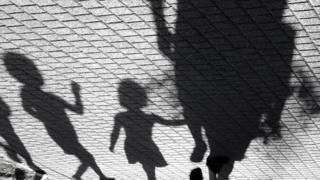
[110,79,185,180]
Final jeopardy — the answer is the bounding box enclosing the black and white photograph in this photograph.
[0,0,320,179]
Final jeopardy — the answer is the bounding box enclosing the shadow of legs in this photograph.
[3,134,44,173]
[142,164,156,180]
[73,149,115,180]
[188,122,207,162]
[72,163,88,180]
[218,160,234,180]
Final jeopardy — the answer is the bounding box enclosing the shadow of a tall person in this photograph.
[149,0,296,179]
[3,52,114,180]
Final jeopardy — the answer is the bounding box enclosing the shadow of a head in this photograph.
[3,52,44,87]
[118,79,148,110]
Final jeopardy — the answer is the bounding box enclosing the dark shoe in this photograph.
[190,142,207,162]
[206,156,229,173]
[190,167,203,180]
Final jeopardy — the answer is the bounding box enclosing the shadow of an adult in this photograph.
[150,0,297,178]
[0,96,44,173]
[3,52,114,180]
[109,79,184,180]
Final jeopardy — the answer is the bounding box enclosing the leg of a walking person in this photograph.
[217,160,234,180]
[142,164,156,180]
[185,110,207,162]
[72,163,88,180]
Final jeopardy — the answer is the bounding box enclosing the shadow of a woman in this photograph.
[0,96,44,174]
[109,79,184,180]
[149,0,296,179]
[3,52,114,180]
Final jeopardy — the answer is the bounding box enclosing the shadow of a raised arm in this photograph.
[149,0,174,58]
[153,114,186,126]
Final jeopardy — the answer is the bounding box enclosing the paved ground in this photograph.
[0,0,320,179]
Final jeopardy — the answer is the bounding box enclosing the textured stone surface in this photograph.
[0,0,320,179]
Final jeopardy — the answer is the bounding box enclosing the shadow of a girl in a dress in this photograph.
[109,79,185,180]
